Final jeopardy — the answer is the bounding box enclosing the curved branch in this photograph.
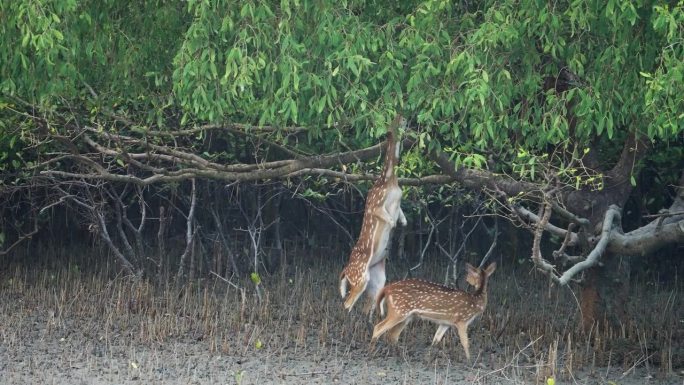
[96,210,136,276]
[550,202,591,230]
[608,220,684,256]
[0,218,39,257]
[553,223,576,259]
[46,137,455,186]
[557,205,621,285]
[606,174,683,256]
[514,204,579,246]
[531,199,559,278]
[88,129,294,173]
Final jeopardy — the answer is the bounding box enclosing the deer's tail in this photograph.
[376,286,389,317]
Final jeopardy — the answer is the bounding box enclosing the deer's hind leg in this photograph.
[387,318,410,343]
[364,260,386,320]
[372,304,408,342]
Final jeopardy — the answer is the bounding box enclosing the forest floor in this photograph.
[0,250,682,385]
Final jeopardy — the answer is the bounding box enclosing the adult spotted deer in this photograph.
[339,115,407,316]
[371,262,496,361]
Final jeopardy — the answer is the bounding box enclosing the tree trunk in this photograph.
[564,133,650,329]
[579,267,600,330]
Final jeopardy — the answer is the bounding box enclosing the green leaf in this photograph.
[606,115,614,139]
[289,99,298,122]
[250,272,261,285]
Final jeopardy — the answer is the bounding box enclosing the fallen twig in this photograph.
[281,370,330,376]
[209,271,240,290]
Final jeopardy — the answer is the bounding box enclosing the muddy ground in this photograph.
[1,330,676,385]
[1,256,682,384]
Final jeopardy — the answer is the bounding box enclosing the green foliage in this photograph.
[643,3,684,138]
[166,0,684,159]
[1,0,682,185]
[250,272,262,285]
[1,0,187,115]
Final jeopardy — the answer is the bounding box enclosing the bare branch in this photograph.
[552,223,576,260]
[514,204,579,246]
[479,218,498,268]
[149,123,310,136]
[43,137,389,184]
[209,271,240,290]
[608,218,684,257]
[210,205,240,275]
[642,210,684,219]
[550,202,591,230]
[156,205,167,277]
[96,210,137,276]
[558,205,621,285]
[176,179,197,282]
[0,218,39,257]
[429,149,538,196]
[531,198,560,280]
[410,207,447,272]
[293,193,354,244]
[105,186,136,262]
[285,168,455,186]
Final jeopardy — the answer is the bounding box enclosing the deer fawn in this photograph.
[371,262,496,361]
[339,115,407,316]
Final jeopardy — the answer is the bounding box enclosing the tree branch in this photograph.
[44,134,389,184]
[176,179,197,282]
[284,168,454,185]
[429,150,538,196]
[531,198,559,279]
[558,205,621,285]
[608,220,684,257]
[0,218,39,257]
[514,204,579,246]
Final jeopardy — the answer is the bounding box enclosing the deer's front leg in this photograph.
[373,207,394,226]
[397,207,407,227]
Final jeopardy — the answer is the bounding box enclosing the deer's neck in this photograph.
[380,130,399,182]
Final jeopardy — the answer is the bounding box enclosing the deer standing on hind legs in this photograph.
[371,262,497,361]
[339,114,407,319]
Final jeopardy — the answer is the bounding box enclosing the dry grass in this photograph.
[0,246,681,384]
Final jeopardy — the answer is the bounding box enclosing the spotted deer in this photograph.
[339,115,407,316]
[371,262,496,361]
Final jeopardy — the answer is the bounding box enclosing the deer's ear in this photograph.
[465,263,477,274]
[485,262,497,276]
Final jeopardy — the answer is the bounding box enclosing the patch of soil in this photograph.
[1,259,681,384]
